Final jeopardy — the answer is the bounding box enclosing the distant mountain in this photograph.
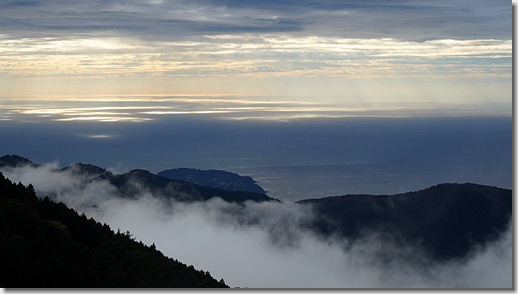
[1,155,512,263]
[0,171,228,288]
[112,168,276,203]
[157,168,266,194]
[297,183,512,261]
[0,154,38,168]
[0,155,277,204]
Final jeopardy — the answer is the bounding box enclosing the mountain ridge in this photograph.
[0,154,512,262]
[297,182,512,260]
[0,155,276,204]
[157,168,266,194]
[0,154,39,168]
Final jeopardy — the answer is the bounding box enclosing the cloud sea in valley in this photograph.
[0,162,512,288]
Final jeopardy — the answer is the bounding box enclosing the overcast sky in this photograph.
[0,0,511,107]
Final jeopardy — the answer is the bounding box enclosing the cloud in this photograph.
[0,32,510,80]
[0,163,118,208]
[0,164,512,288]
[0,0,510,41]
[0,0,509,90]
[89,198,512,288]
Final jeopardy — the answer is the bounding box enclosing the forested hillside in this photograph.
[0,172,228,288]
[298,183,512,261]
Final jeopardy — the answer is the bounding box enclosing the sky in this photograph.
[0,0,511,106]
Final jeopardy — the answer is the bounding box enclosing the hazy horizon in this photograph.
[0,101,511,201]
[1,1,511,199]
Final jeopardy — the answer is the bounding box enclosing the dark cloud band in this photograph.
[0,0,511,41]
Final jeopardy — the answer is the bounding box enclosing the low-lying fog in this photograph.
[2,163,512,288]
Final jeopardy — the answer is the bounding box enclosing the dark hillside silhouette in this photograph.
[0,154,38,168]
[0,171,228,288]
[297,183,512,261]
[0,155,276,204]
[0,155,512,264]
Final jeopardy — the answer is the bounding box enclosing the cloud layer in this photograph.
[0,163,512,288]
[0,0,511,86]
[0,0,510,41]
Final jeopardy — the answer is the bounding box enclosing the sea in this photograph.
[0,96,512,202]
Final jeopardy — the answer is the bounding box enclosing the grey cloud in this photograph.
[4,0,40,7]
[0,0,303,40]
[191,0,510,40]
[0,0,510,41]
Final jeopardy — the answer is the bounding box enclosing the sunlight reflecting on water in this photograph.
[0,95,510,124]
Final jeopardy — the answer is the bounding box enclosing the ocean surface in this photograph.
[236,160,512,202]
[0,97,511,202]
